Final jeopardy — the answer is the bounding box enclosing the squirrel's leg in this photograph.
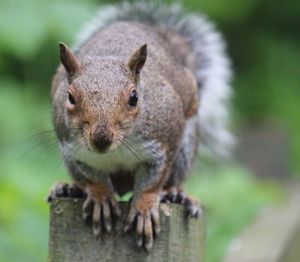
[82,178,121,236]
[60,161,121,236]
[79,167,121,236]
[161,116,202,218]
[125,153,169,251]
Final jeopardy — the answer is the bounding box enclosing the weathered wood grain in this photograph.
[48,199,204,262]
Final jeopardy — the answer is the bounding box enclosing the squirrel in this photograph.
[48,1,233,251]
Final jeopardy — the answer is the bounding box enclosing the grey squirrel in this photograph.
[49,1,233,251]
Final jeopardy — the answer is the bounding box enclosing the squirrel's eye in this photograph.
[129,90,138,107]
[68,92,76,105]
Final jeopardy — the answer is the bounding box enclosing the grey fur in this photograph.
[167,115,199,187]
[50,1,234,248]
[75,0,234,158]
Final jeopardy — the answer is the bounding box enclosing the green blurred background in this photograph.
[0,0,299,261]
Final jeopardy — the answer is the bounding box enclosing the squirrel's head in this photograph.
[59,42,147,153]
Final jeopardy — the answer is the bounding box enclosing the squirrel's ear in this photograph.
[59,42,80,78]
[127,44,147,76]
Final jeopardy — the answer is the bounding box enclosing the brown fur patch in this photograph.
[185,94,198,118]
[86,182,113,201]
[134,192,159,214]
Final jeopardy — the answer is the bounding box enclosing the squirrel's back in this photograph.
[74,0,234,158]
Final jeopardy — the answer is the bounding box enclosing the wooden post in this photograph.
[48,198,205,262]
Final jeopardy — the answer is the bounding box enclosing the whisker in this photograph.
[117,142,135,177]
[121,139,145,163]
[125,135,165,162]
[18,137,58,160]
[118,133,146,162]
[25,130,56,140]
[69,142,84,161]
[117,138,127,156]
[23,127,82,145]
[39,143,60,171]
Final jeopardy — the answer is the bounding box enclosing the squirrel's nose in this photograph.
[91,124,113,153]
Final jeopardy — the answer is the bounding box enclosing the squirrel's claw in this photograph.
[160,187,202,218]
[82,197,94,223]
[160,187,187,204]
[47,182,86,202]
[184,196,202,218]
[83,194,120,236]
[125,199,160,251]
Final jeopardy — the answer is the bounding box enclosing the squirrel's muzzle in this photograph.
[91,123,113,153]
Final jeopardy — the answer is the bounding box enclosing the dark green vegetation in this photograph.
[0,0,298,261]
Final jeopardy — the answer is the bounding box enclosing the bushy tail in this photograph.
[75,1,234,158]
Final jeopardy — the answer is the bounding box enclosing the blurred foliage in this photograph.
[186,164,283,262]
[0,0,298,261]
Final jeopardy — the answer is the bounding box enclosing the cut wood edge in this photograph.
[48,199,205,262]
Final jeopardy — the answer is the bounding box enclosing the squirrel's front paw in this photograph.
[160,187,202,218]
[47,182,86,202]
[124,193,160,251]
[83,184,121,237]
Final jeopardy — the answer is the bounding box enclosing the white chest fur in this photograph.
[61,140,155,172]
